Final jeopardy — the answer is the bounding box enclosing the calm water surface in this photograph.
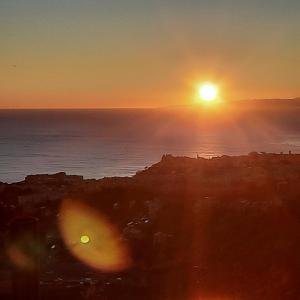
[0,109,299,183]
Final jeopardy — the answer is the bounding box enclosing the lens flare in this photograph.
[7,244,35,270]
[7,217,40,271]
[59,199,131,272]
[80,235,90,244]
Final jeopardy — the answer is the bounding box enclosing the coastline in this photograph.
[1,153,300,299]
[2,152,300,186]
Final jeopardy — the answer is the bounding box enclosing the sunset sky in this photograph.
[1,0,299,108]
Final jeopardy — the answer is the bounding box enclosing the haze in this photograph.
[1,0,299,108]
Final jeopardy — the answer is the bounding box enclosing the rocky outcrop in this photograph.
[25,172,84,185]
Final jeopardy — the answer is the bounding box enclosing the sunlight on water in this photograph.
[59,198,131,272]
[0,110,300,183]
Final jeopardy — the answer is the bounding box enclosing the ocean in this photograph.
[1,108,300,183]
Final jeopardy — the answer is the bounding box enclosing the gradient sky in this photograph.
[1,0,299,108]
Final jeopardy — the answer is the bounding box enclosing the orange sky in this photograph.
[1,0,299,108]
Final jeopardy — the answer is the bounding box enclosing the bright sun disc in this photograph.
[199,83,218,102]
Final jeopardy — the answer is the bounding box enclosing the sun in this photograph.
[199,82,218,102]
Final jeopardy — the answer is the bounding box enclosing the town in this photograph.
[1,153,300,299]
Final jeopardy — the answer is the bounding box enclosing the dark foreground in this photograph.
[1,153,300,299]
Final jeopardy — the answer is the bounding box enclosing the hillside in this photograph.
[1,153,300,299]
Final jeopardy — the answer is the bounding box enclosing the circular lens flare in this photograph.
[59,199,131,272]
[199,82,218,102]
[80,235,90,244]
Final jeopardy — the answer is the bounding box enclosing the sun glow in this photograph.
[199,82,218,102]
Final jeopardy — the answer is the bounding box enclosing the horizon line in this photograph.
[0,97,299,110]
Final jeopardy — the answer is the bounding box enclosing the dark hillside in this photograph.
[1,153,300,299]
